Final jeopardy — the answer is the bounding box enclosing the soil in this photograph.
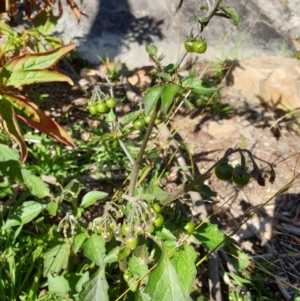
[29,58,300,299]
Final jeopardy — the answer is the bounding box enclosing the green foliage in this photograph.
[0,2,279,301]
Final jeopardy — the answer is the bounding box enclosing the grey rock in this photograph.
[55,0,300,68]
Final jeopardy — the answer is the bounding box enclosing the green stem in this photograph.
[128,102,160,196]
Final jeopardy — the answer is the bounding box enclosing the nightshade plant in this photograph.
[0,1,278,301]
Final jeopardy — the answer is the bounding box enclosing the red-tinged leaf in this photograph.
[7,69,73,87]
[25,0,32,19]
[67,0,82,22]
[0,98,27,163]
[18,114,75,148]
[58,0,63,18]
[3,43,76,73]
[4,93,75,148]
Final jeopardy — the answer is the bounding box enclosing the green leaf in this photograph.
[227,272,252,285]
[43,240,71,276]
[48,274,70,297]
[192,183,217,197]
[80,191,108,209]
[104,246,120,264]
[172,244,197,295]
[0,182,12,198]
[0,160,22,182]
[46,196,60,216]
[161,84,180,115]
[236,250,251,271]
[194,223,230,251]
[222,6,240,26]
[164,64,177,74]
[83,234,106,266]
[146,45,158,57]
[34,13,58,36]
[0,143,19,161]
[76,271,90,293]
[63,180,82,202]
[142,182,167,202]
[79,266,109,301]
[121,111,141,125]
[21,169,50,198]
[144,246,192,301]
[143,85,162,116]
[6,201,44,227]
[73,230,89,254]
[6,70,73,87]
[118,246,132,261]
[0,40,17,53]
[128,255,149,278]
[183,98,195,110]
[154,72,172,81]
[181,76,218,95]
[0,22,17,38]
[3,43,76,73]
[155,227,177,241]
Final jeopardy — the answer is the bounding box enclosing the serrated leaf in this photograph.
[121,111,140,125]
[80,191,108,209]
[6,200,44,227]
[161,84,180,115]
[194,223,229,251]
[128,255,149,278]
[144,246,192,301]
[181,76,218,95]
[21,169,50,198]
[6,70,73,87]
[0,144,19,161]
[79,267,109,301]
[43,240,71,276]
[73,230,89,254]
[3,43,76,73]
[143,85,162,116]
[0,99,27,163]
[48,274,70,297]
[83,234,106,266]
[172,244,197,295]
[222,6,240,26]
